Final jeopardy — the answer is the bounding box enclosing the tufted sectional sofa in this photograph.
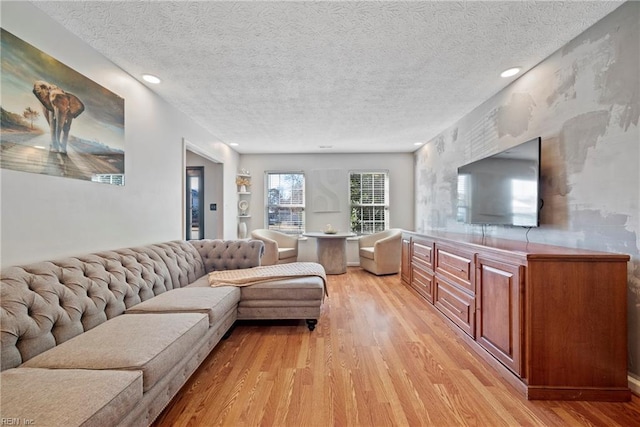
[0,239,325,426]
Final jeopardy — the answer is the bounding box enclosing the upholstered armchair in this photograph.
[250,229,299,266]
[358,228,403,275]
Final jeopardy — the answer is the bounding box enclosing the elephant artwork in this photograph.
[33,80,85,154]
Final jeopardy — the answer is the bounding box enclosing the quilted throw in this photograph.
[208,262,328,295]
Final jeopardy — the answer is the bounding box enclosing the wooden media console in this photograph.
[401,231,631,401]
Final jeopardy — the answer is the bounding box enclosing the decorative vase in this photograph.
[238,222,247,239]
[240,185,247,193]
[324,224,337,234]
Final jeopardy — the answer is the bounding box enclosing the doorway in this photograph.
[183,139,224,240]
[186,166,204,240]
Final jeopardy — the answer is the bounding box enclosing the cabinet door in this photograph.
[401,238,411,284]
[476,257,523,375]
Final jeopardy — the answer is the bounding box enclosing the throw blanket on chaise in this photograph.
[208,262,328,295]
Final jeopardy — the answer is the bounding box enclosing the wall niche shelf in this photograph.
[236,172,251,238]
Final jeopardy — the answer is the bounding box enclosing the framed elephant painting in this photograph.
[0,28,125,185]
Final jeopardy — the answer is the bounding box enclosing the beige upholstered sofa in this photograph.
[358,229,403,275]
[0,239,325,427]
[250,229,299,265]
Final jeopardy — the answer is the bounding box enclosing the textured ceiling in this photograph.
[33,1,623,154]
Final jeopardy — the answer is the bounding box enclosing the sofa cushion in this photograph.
[1,367,142,427]
[22,313,208,392]
[126,286,240,326]
[240,276,325,301]
[359,247,375,260]
[185,275,211,287]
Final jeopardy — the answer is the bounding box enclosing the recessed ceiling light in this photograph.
[414,142,423,146]
[500,67,521,78]
[142,74,161,84]
[229,142,239,147]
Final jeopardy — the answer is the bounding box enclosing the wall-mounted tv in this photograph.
[457,137,541,227]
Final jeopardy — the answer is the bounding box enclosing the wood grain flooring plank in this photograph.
[153,267,640,427]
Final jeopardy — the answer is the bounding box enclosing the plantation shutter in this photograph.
[266,172,305,235]
[349,171,389,234]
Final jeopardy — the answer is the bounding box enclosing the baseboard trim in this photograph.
[347,262,360,267]
[629,374,640,396]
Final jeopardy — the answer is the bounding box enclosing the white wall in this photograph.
[0,2,240,267]
[240,153,414,264]
[414,2,640,378]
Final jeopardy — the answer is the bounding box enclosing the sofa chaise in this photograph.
[0,239,326,426]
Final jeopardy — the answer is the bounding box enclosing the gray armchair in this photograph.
[358,228,402,275]
[250,229,299,266]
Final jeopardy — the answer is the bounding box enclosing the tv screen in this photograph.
[457,137,541,227]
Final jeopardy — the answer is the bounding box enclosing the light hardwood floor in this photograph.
[154,268,640,426]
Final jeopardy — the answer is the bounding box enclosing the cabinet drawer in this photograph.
[435,245,474,293]
[411,266,434,303]
[412,239,434,268]
[435,278,475,338]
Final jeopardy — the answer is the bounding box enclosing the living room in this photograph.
[1,1,639,425]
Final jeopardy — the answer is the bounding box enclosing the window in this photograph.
[350,171,389,234]
[266,172,305,235]
[91,174,125,185]
[457,173,469,223]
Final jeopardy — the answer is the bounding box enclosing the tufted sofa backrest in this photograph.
[149,241,206,288]
[190,239,264,272]
[0,239,264,371]
[0,240,263,370]
[0,247,175,370]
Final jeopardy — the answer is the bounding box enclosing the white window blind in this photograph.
[91,174,125,185]
[457,173,469,223]
[266,172,305,235]
[349,171,389,234]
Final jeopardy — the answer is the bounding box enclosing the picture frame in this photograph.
[1,28,125,185]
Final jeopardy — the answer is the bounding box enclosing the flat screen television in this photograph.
[457,137,541,227]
